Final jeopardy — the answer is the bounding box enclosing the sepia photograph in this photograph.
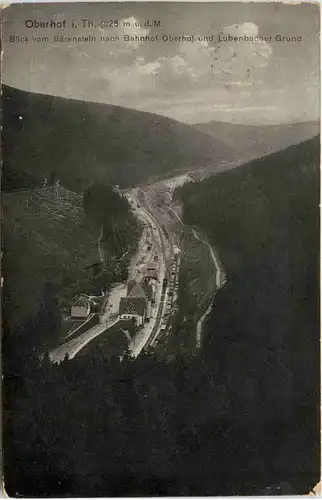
[1,1,320,496]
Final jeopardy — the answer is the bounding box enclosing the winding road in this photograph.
[169,207,225,349]
[50,284,126,363]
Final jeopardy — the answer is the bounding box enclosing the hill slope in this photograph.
[3,138,320,497]
[2,85,233,192]
[3,186,138,334]
[193,120,319,161]
[181,135,320,270]
[178,136,320,489]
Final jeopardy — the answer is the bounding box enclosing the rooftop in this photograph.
[119,297,146,317]
[127,280,153,300]
[71,295,90,307]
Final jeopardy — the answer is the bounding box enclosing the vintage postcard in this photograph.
[1,1,320,496]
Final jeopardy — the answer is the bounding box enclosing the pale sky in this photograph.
[3,2,320,124]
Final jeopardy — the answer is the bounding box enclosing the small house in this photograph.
[71,295,91,319]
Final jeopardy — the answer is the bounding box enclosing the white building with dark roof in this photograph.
[119,297,147,326]
[71,295,91,319]
[145,263,158,279]
[119,280,153,326]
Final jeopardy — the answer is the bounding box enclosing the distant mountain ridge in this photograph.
[193,120,320,161]
[2,85,234,192]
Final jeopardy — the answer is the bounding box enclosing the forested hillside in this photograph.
[2,85,233,192]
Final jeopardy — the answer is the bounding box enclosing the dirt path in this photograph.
[98,225,104,264]
[169,207,225,349]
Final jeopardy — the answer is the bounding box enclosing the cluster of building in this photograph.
[70,246,181,343]
[69,262,158,325]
